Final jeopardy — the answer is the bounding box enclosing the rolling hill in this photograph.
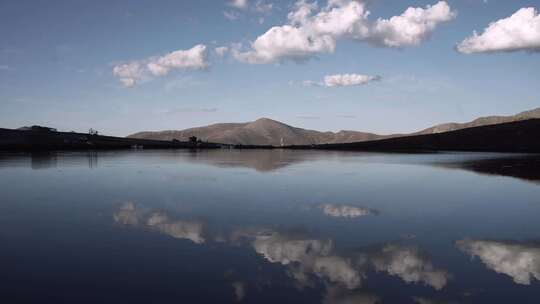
[128,118,389,146]
[128,107,540,146]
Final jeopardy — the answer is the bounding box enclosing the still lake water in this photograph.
[1,150,540,303]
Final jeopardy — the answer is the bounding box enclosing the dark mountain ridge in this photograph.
[129,107,540,146]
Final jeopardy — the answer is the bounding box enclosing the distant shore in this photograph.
[0,127,222,151]
[1,118,540,153]
[288,119,540,153]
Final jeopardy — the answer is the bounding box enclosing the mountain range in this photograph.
[128,107,540,146]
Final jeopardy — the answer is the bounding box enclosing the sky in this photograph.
[0,0,539,136]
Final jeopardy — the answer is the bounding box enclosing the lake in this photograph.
[1,150,540,303]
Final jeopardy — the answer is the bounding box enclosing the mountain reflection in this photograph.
[437,154,540,184]
[2,150,539,185]
[457,239,540,285]
[31,152,58,170]
[181,150,540,184]
[183,149,312,172]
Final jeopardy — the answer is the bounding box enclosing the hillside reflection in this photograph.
[182,150,540,183]
[439,155,540,183]
[1,150,539,184]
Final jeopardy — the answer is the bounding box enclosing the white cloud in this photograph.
[215,46,230,57]
[457,7,540,54]
[255,0,273,13]
[224,10,241,20]
[371,245,449,290]
[457,239,540,285]
[303,73,381,87]
[229,0,249,10]
[225,0,273,21]
[232,25,337,63]
[112,44,208,87]
[147,45,208,75]
[321,204,376,218]
[233,1,456,64]
[324,73,381,87]
[369,1,456,47]
[112,62,144,88]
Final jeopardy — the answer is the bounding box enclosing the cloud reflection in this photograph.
[371,245,449,290]
[113,202,139,226]
[113,203,206,244]
[457,239,540,285]
[232,281,246,302]
[146,212,206,244]
[250,231,362,289]
[323,286,380,304]
[113,204,449,299]
[320,204,377,218]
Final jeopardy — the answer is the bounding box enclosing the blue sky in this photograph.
[1,0,539,136]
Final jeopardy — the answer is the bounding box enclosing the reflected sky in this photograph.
[1,150,540,303]
[457,239,540,285]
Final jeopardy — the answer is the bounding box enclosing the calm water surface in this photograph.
[1,150,540,303]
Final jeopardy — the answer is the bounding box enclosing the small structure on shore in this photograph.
[19,125,58,132]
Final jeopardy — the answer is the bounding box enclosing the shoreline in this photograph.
[2,118,540,153]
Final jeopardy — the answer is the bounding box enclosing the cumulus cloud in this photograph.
[456,239,540,285]
[324,74,381,87]
[215,46,230,57]
[224,0,272,21]
[112,44,208,87]
[457,7,540,54]
[303,73,380,87]
[320,204,377,218]
[232,24,337,64]
[233,1,456,64]
[112,62,144,88]
[224,10,241,20]
[255,0,273,13]
[229,0,249,10]
[371,245,449,290]
[369,1,457,47]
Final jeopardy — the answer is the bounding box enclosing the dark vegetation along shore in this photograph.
[289,119,540,153]
[1,118,540,153]
[0,127,222,151]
